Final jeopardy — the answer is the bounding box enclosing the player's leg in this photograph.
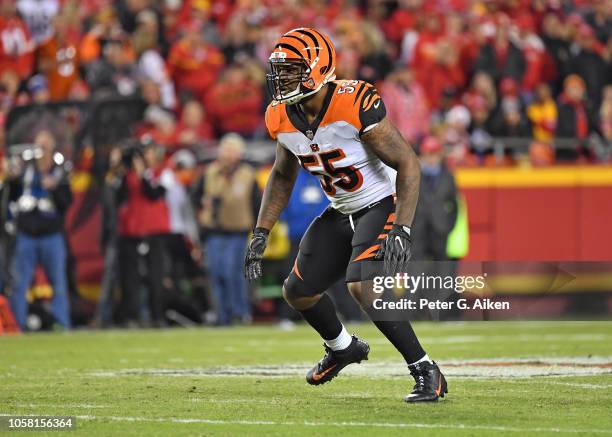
[283,207,369,385]
[346,196,448,402]
[347,281,447,402]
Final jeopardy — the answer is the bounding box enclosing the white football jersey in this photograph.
[265,80,394,215]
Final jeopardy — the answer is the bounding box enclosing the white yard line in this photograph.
[2,412,610,434]
[12,404,110,409]
[69,414,612,434]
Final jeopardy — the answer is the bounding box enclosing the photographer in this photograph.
[93,145,124,327]
[115,140,171,327]
[6,130,72,330]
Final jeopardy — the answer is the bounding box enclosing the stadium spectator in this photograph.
[133,17,176,110]
[468,95,495,157]
[37,15,80,101]
[463,72,498,113]
[355,21,393,84]
[441,105,471,166]
[204,63,263,138]
[527,83,558,144]
[515,14,551,97]
[159,149,202,304]
[412,136,458,261]
[16,0,59,47]
[412,14,466,108]
[167,19,224,101]
[490,96,531,138]
[174,99,214,147]
[116,141,170,327]
[556,74,593,142]
[381,67,430,144]
[221,13,259,64]
[570,23,608,108]
[85,35,138,98]
[94,145,122,327]
[0,0,34,80]
[197,134,260,325]
[139,105,176,147]
[6,129,72,329]
[431,86,459,128]
[0,70,26,115]
[474,16,526,83]
[27,75,50,104]
[79,7,123,66]
[381,0,419,48]
[540,13,572,95]
[584,0,611,44]
[489,79,531,138]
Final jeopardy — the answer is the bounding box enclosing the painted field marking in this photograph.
[89,356,612,379]
[52,414,610,434]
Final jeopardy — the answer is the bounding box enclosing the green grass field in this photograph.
[2,321,612,436]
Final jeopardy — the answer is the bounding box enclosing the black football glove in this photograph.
[245,227,269,281]
[375,224,412,276]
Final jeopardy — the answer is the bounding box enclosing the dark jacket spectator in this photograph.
[556,75,593,140]
[541,13,572,95]
[475,27,526,83]
[412,137,458,261]
[489,97,532,138]
[570,26,608,108]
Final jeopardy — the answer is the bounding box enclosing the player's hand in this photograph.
[376,224,412,276]
[245,227,269,281]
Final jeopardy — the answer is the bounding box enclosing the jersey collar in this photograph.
[286,82,337,140]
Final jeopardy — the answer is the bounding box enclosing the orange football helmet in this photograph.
[267,28,337,105]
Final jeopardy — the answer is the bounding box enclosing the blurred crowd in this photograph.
[0,0,610,163]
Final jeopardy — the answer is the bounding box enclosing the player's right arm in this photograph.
[245,142,299,281]
[255,143,300,231]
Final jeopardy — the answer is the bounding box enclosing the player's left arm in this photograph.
[361,112,420,275]
[361,117,421,227]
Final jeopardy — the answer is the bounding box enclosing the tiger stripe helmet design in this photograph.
[267,28,337,105]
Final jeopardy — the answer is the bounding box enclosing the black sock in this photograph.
[371,320,426,365]
[299,293,343,340]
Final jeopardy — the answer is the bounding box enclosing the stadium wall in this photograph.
[456,166,612,261]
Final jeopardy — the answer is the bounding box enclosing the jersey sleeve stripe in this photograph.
[362,93,373,110]
[364,95,381,111]
[353,82,367,104]
[359,87,375,109]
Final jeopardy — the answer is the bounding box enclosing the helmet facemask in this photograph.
[267,55,315,105]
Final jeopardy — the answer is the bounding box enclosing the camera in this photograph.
[120,141,144,168]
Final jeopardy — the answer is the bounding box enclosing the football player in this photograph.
[245,28,447,402]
